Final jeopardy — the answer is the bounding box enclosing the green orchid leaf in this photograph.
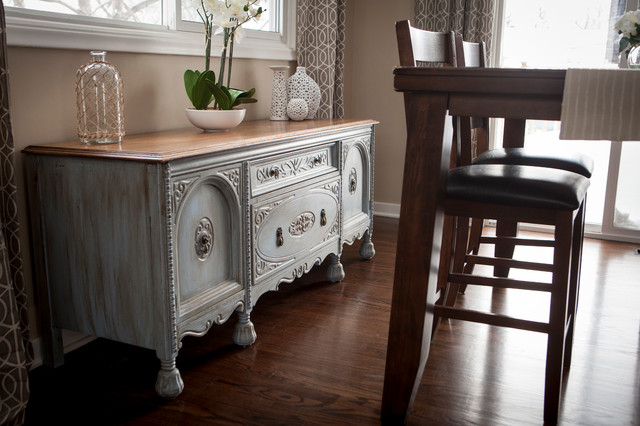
[235,97,257,105]
[183,70,201,106]
[234,87,257,105]
[192,70,216,109]
[239,88,256,98]
[208,83,232,110]
[225,87,246,108]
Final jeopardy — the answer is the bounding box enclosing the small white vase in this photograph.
[287,67,321,119]
[185,108,246,132]
[287,98,308,121]
[270,65,290,120]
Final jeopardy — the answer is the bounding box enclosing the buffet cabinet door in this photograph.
[342,136,373,233]
[172,170,244,337]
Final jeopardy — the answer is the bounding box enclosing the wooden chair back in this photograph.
[396,20,457,67]
[454,35,489,166]
[456,37,487,68]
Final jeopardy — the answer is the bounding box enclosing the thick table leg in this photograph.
[493,118,527,277]
[381,93,452,424]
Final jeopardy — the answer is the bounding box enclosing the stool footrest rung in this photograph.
[479,235,555,247]
[448,273,551,292]
[434,305,550,333]
[465,254,554,272]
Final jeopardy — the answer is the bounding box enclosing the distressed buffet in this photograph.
[23,118,377,398]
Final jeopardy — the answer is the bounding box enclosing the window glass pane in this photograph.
[502,0,622,69]
[181,0,275,32]
[6,0,162,24]
[613,143,640,230]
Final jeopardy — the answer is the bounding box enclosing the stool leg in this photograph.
[458,217,484,294]
[494,219,518,277]
[565,200,585,368]
[444,216,470,309]
[544,212,573,425]
[436,215,455,305]
[433,215,457,337]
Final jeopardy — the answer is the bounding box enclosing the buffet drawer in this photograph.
[252,176,340,283]
[249,142,338,197]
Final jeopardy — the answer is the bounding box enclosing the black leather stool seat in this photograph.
[447,164,590,211]
[473,147,594,178]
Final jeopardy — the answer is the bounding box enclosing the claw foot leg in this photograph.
[360,230,375,259]
[327,253,345,282]
[233,311,256,347]
[155,358,184,398]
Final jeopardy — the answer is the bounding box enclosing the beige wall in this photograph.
[345,0,412,210]
[7,0,412,343]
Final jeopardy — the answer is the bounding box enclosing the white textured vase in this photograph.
[286,66,321,119]
[269,65,290,120]
[286,98,308,121]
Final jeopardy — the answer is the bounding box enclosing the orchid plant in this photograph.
[615,9,640,57]
[185,0,264,110]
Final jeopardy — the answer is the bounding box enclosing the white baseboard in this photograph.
[30,330,96,370]
[373,201,400,218]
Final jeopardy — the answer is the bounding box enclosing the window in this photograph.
[494,0,640,242]
[4,0,295,60]
[6,0,163,25]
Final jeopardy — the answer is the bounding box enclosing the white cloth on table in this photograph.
[560,68,640,142]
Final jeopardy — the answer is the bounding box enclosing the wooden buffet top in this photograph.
[22,119,379,163]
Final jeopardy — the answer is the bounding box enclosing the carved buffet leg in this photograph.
[359,229,375,259]
[155,357,184,398]
[326,253,345,282]
[233,311,257,346]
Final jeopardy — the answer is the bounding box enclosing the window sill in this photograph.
[5,7,296,61]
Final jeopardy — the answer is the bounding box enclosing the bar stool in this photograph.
[447,35,593,297]
[436,162,588,424]
[388,20,591,425]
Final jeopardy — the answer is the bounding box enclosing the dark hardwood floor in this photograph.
[25,217,640,425]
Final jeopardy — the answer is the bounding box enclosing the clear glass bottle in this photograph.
[76,51,124,144]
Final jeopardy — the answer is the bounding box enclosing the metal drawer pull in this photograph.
[276,227,284,247]
[313,156,322,165]
[321,209,327,226]
[270,168,280,178]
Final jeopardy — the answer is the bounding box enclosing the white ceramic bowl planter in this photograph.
[185,108,246,132]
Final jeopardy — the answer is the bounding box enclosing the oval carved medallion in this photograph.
[288,212,315,236]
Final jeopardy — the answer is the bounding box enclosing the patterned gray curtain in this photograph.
[415,0,495,63]
[1,0,33,424]
[296,0,346,119]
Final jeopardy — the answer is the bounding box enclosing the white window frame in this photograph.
[4,0,296,60]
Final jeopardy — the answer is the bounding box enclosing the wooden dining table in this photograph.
[380,67,567,423]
